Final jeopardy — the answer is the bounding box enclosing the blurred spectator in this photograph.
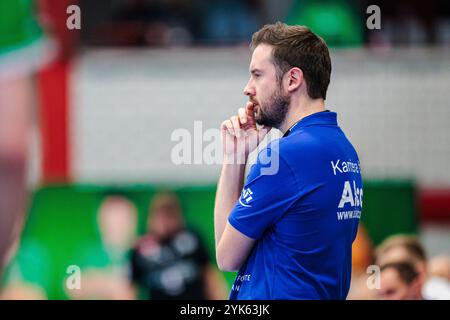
[67,195,138,299]
[375,234,450,300]
[378,261,423,300]
[0,0,55,276]
[0,238,51,299]
[375,235,427,273]
[131,192,228,300]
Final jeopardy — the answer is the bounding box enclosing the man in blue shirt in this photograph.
[214,22,362,300]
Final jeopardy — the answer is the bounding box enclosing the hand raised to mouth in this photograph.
[221,102,271,161]
[240,102,257,131]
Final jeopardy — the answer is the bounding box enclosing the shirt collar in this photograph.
[283,110,337,137]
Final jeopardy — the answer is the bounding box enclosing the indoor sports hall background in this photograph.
[1,0,450,299]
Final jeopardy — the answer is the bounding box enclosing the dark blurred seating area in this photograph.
[78,0,450,47]
[80,0,263,46]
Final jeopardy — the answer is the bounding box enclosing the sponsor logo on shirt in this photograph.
[331,159,361,175]
[239,188,253,208]
[337,180,363,221]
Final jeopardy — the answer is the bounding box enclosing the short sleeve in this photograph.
[228,147,299,240]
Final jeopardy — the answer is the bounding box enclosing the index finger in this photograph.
[246,101,255,114]
[238,108,247,125]
[245,102,257,128]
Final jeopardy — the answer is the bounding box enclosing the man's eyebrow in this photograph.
[250,68,262,74]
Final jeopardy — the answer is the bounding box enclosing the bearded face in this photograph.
[251,82,290,129]
[244,44,292,130]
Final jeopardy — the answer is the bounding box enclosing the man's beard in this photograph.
[253,86,290,129]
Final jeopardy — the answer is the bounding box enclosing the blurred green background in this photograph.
[2,180,417,299]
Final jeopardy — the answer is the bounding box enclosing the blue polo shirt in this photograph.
[228,110,362,300]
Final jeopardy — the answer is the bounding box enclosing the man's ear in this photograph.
[285,67,303,92]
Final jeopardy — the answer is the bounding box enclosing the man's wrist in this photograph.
[223,152,248,165]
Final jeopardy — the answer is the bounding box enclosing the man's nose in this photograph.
[243,80,255,97]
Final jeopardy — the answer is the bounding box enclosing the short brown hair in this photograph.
[375,235,427,265]
[251,22,331,100]
[150,191,182,217]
